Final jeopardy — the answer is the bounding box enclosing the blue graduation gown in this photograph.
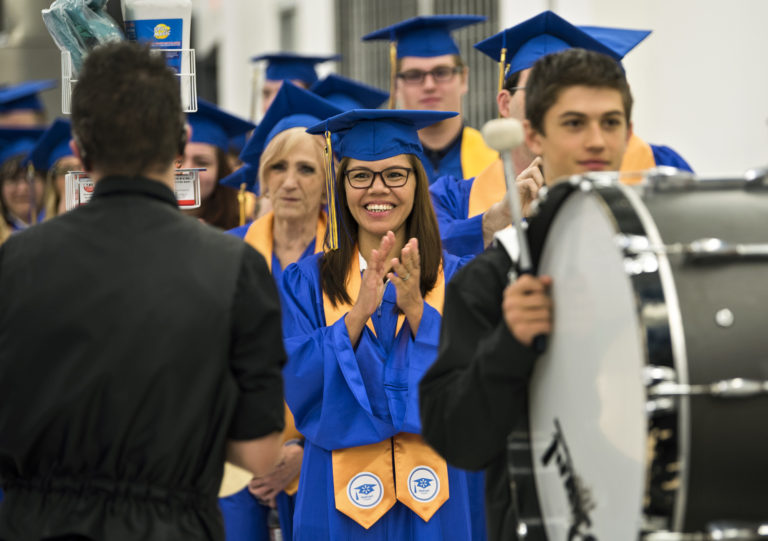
[279,251,484,540]
[421,126,499,185]
[225,221,253,239]
[429,142,694,258]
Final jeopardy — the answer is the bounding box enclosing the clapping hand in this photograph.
[387,237,423,334]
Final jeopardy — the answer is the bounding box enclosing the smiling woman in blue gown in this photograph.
[279,109,480,540]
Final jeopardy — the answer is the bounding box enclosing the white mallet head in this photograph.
[481,117,524,153]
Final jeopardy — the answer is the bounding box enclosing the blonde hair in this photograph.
[258,127,325,196]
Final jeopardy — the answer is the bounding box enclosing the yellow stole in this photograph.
[467,158,505,219]
[219,211,327,498]
[323,249,449,529]
[620,133,657,185]
[460,126,500,180]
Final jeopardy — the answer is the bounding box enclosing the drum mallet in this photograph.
[481,117,548,352]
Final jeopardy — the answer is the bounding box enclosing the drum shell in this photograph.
[524,179,768,538]
[643,189,768,530]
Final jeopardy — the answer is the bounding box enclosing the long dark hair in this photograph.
[321,153,442,307]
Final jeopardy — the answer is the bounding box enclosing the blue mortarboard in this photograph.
[306,109,456,250]
[219,162,257,191]
[251,53,341,85]
[578,26,651,58]
[306,108,456,161]
[0,80,56,114]
[0,127,46,165]
[187,99,256,151]
[310,74,389,111]
[362,15,486,58]
[474,11,623,90]
[236,81,343,194]
[27,119,73,171]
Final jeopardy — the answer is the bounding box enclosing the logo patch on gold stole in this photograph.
[407,466,440,502]
[347,472,384,509]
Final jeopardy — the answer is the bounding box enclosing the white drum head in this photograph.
[529,189,648,539]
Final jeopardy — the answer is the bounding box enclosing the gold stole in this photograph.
[323,250,449,529]
[219,211,327,498]
[620,134,657,185]
[467,158,505,219]
[460,126,500,180]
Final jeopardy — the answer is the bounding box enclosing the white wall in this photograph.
[504,0,768,174]
[218,0,335,121]
[216,0,768,173]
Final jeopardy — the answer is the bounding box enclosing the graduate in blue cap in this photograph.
[278,108,481,540]
[0,80,56,128]
[430,10,694,258]
[251,53,340,117]
[217,82,342,541]
[27,118,81,215]
[221,81,342,239]
[362,15,498,184]
[182,99,256,230]
[309,74,389,111]
[0,127,52,244]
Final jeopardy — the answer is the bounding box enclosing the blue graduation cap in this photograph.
[0,127,46,165]
[0,80,56,114]
[306,108,456,161]
[362,15,486,58]
[578,26,651,58]
[219,162,257,191]
[187,99,255,151]
[251,53,341,85]
[362,15,485,108]
[306,108,456,249]
[473,11,623,90]
[27,119,74,171]
[236,81,343,194]
[310,74,389,111]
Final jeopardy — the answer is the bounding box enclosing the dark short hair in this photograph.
[321,154,442,307]
[525,48,633,135]
[71,41,185,176]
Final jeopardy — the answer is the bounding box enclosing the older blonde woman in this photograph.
[218,82,341,541]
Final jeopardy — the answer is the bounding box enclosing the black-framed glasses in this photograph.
[396,65,462,85]
[344,166,413,189]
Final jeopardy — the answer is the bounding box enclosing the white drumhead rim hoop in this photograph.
[620,184,691,532]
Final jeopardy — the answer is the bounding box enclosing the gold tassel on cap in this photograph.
[237,183,247,226]
[497,47,507,93]
[324,130,339,250]
[388,41,397,109]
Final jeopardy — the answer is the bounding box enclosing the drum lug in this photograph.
[644,366,679,414]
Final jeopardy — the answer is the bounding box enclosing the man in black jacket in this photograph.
[0,42,286,541]
[420,47,633,540]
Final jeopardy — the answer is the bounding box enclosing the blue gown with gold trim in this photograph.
[279,252,484,540]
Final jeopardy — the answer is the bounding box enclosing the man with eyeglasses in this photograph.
[362,15,499,184]
[430,11,694,257]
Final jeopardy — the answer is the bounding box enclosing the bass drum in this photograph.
[522,171,768,540]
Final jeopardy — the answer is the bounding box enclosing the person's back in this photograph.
[0,42,286,541]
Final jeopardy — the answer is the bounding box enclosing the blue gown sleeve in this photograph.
[430,175,485,257]
[651,144,694,172]
[280,257,398,451]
